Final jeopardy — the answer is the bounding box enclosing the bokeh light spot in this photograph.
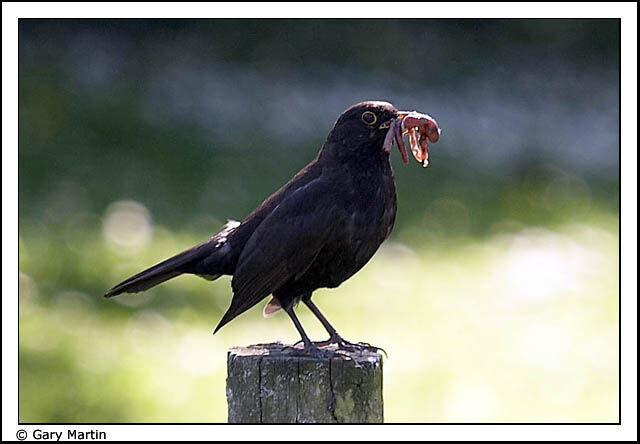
[102,200,153,253]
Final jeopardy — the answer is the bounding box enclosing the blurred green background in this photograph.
[19,19,619,423]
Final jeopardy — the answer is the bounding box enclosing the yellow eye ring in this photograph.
[361,111,377,125]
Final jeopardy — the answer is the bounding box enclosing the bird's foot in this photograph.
[304,343,337,359]
[289,336,387,358]
[318,335,388,357]
[283,342,337,359]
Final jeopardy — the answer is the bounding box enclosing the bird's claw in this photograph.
[283,342,337,359]
[323,335,388,358]
[287,337,386,358]
[305,344,337,360]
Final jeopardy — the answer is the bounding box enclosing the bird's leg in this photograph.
[283,305,334,359]
[302,299,341,344]
[303,299,387,356]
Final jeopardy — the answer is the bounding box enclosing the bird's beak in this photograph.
[383,110,441,167]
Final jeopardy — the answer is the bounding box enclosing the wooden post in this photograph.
[226,342,383,423]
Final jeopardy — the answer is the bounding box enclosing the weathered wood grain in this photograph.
[226,343,383,423]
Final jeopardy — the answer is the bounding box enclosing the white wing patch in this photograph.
[212,219,241,246]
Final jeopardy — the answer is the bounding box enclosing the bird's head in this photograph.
[323,101,441,168]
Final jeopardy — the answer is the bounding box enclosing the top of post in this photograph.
[228,341,384,364]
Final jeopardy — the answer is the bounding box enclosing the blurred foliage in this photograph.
[18,19,619,423]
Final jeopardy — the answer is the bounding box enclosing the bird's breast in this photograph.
[317,164,397,286]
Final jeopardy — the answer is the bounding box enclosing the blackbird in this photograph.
[105,101,440,357]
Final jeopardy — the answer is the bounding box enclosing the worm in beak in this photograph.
[383,110,441,167]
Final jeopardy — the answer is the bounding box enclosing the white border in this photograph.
[1,2,635,19]
[3,2,637,442]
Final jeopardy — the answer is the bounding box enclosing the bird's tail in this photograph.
[104,242,213,298]
[105,220,240,298]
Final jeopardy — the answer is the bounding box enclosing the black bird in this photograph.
[105,101,440,356]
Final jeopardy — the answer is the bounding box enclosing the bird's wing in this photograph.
[215,178,340,332]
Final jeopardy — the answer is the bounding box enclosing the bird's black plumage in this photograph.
[106,101,424,355]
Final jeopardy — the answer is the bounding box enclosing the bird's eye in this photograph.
[361,111,377,125]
